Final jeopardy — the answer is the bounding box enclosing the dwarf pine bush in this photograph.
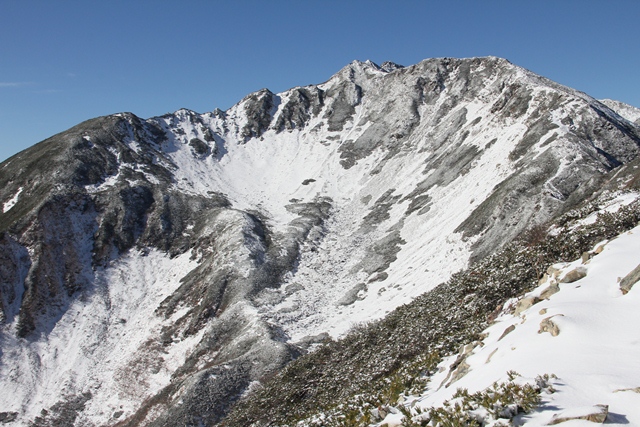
[398,373,552,427]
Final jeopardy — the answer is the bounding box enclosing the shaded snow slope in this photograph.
[0,250,201,425]
[1,57,640,426]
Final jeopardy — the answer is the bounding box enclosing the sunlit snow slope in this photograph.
[382,194,640,426]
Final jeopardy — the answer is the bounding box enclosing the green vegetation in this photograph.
[410,373,553,427]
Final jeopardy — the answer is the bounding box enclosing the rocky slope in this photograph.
[238,190,640,427]
[222,188,640,427]
[600,98,640,125]
[0,57,639,426]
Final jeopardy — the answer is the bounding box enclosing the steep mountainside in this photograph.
[1,57,639,426]
[222,189,640,427]
[600,98,640,125]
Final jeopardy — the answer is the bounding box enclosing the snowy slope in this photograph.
[600,99,640,124]
[0,249,202,424]
[148,58,640,341]
[383,193,640,426]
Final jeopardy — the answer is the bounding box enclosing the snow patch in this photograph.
[3,187,23,213]
[0,249,201,425]
[574,192,640,227]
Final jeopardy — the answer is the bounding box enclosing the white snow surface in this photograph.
[3,187,23,213]
[388,215,640,426]
[0,249,201,424]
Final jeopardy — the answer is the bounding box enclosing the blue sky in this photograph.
[1,1,639,162]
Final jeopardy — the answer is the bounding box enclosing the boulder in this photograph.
[538,316,562,336]
[514,296,540,315]
[593,241,608,254]
[547,265,563,277]
[548,404,608,424]
[446,361,470,387]
[440,342,481,388]
[336,283,367,306]
[367,272,389,283]
[560,267,587,283]
[485,348,498,364]
[538,273,550,286]
[498,324,516,341]
[620,263,640,294]
[540,282,560,299]
[613,387,640,393]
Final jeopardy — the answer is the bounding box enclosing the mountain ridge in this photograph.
[1,56,640,426]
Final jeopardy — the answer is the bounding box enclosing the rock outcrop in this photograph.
[620,262,640,294]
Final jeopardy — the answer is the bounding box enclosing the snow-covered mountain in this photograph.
[599,99,640,125]
[1,56,639,426]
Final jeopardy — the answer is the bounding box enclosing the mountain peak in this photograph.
[380,60,404,72]
[346,59,404,73]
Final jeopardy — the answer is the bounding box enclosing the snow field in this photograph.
[396,217,640,426]
[0,250,202,425]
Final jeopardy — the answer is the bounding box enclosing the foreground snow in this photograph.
[389,215,640,425]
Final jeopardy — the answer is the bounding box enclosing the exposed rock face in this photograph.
[1,57,640,426]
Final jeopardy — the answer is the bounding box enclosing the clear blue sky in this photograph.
[1,1,639,162]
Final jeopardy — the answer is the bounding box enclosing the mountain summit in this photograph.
[1,57,639,426]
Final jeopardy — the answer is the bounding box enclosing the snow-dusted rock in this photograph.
[514,296,541,315]
[560,266,588,283]
[1,56,640,426]
[538,315,562,336]
[540,282,560,299]
[498,324,516,341]
[619,262,640,294]
[548,404,609,424]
